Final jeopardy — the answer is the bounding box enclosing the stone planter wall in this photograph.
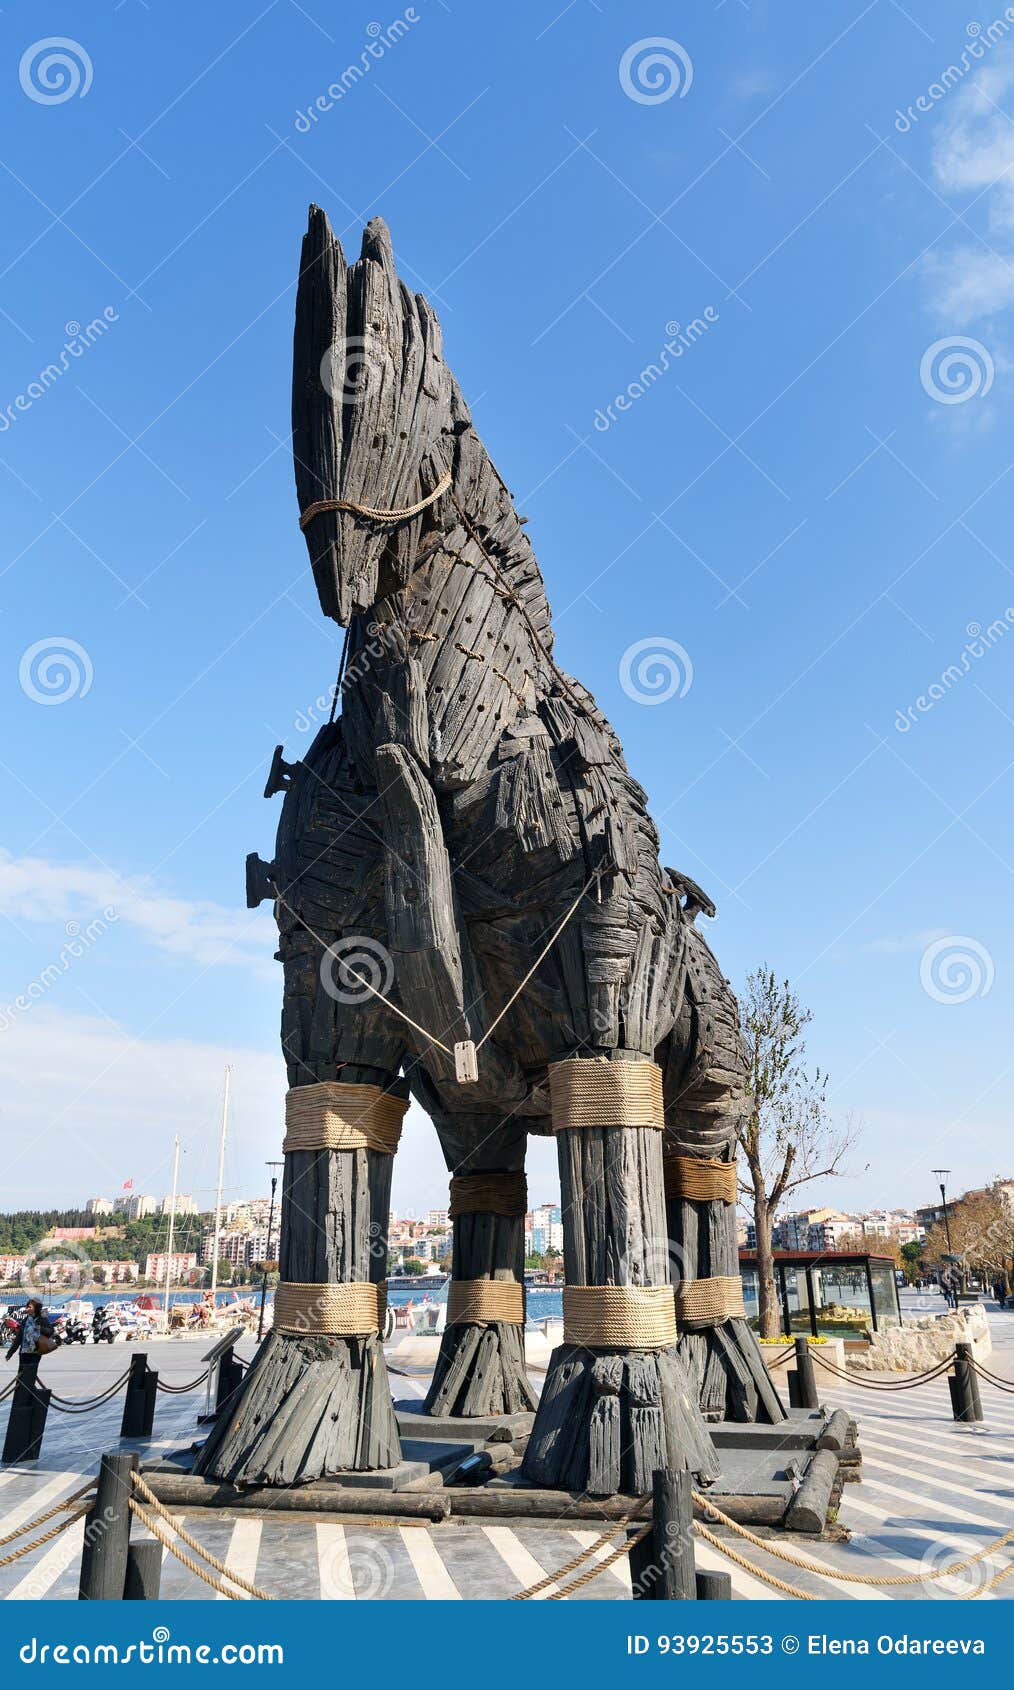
[848,1302,991,1374]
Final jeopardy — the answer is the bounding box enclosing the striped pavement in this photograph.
[1,1311,1012,1600]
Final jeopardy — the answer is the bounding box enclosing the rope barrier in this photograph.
[508,1516,636,1600]
[155,1370,212,1395]
[47,1369,132,1410]
[506,1473,1014,1603]
[693,1521,818,1600]
[129,1471,274,1600]
[0,1478,96,1549]
[548,1523,654,1600]
[970,1358,1014,1394]
[0,1506,91,1570]
[690,1488,1014,1590]
[808,1351,954,1390]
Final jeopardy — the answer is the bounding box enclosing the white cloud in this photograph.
[730,69,777,102]
[926,58,1014,321]
[0,1005,563,1215]
[0,1007,284,1207]
[859,928,947,954]
[0,851,272,972]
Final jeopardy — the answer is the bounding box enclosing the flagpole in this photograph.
[162,1134,180,1335]
[209,1066,231,1313]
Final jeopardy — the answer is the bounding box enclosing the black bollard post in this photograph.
[215,1345,244,1412]
[78,1450,137,1600]
[2,1357,52,1464]
[794,1337,819,1410]
[696,1568,733,1599]
[630,1467,697,1600]
[953,1342,984,1423]
[124,1540,162,1599]
[120,1354,157,1438]
[786,1368,801,1409]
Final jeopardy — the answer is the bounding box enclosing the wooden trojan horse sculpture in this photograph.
[196,208,783,1493]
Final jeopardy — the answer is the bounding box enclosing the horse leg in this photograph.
[422,1114,536,1418]
[522,1051,719,1495]
[660,931,786,1424]
[196,908,408,1482]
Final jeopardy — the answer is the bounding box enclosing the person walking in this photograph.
[4,1298,58,1376]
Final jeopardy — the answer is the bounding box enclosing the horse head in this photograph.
[292,206,462,623]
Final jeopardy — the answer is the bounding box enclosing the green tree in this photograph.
[739,968,856,1338]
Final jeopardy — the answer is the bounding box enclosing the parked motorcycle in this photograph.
[91,1306,116,1344]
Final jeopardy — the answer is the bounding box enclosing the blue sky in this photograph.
[1,0,1012,1219]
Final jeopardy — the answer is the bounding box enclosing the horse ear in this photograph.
[359,216,394,265]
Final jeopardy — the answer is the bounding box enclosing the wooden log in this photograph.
[955,1341,983,1421]
[794,1337,819,1410]
[784,1448,839,1534]
[816,1408,852,1453]
[631,1467,697,1600]
[79,1452,137,1600]
[137,1474,449,1519]
[124,1541,162,1600]
[696,1568,732,1599]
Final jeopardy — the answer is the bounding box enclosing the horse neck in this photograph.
[342,487,563,790]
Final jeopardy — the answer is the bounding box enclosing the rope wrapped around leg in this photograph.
[676,1276,745,1329]
[273,1281,386,1337]
[448,1171,528,1217]
[563,1286,677,1349]
[549,1059,663,1129]
[282,1082,407,1154]
[446,1280,525,1327]
[663,1155,738,1203]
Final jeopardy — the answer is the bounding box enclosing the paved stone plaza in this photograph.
[1,1296,1012,1601]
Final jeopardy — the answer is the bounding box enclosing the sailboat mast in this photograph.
[162,1134,180,1334]
[209,1065,231,1306]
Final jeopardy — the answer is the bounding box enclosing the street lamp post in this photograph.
[257,1162,283,1342]
[932,1169,954,1253]
[932,1168,959,1298]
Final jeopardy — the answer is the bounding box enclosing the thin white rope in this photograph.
[475,871,600,1049]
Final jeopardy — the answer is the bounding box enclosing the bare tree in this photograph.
[738,968,856,1338]
[923,1182,1014,1293]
